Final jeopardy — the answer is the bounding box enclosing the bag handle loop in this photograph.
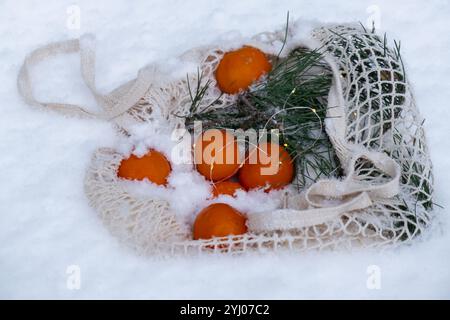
[17,34,152,120]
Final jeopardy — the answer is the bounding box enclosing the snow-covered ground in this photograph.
[1,0,449,299]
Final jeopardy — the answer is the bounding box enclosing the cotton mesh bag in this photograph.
[17,21,434,255]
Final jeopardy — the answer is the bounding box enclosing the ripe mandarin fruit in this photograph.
[239,142,294,191]
[215,46,272,94]
[193,203,247,240]
[194,129,241,181]
[211,180,244,198]
[117,149,171,185]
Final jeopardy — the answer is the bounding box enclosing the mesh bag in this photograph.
[18,22,434,255]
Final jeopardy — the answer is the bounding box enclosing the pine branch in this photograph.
[186,47,342,188]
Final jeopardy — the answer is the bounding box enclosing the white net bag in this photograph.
[18,22,434,255]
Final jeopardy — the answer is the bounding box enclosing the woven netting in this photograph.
[82,23,434,255]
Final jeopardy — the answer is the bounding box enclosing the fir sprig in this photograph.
[186,47,341,189]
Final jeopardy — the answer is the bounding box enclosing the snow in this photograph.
[1,0,449,299]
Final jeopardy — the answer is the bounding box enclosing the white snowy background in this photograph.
[1,0,449,299]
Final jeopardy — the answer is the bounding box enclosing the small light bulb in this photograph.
[312,108,317,113]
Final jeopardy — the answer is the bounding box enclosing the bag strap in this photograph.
[247,149,401,232]
[246,37,402,232]
[17,34,152,120]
